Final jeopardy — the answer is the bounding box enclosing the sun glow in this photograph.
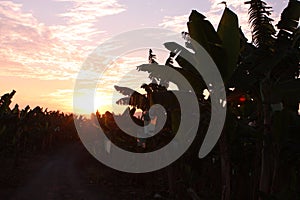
[72,49,177,116]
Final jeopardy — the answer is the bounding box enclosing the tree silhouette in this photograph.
[113,1,300,199]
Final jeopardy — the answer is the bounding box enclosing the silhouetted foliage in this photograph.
[0,90,78,160]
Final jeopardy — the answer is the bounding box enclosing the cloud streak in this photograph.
[0,0,126,81]
[53,0,126,45]
[159,14,188,33]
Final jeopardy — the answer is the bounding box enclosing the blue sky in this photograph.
[0,0,289,114]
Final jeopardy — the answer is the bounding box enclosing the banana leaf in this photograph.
[187,10,228,79]
[277,0,300,34]
[217,8,240,81]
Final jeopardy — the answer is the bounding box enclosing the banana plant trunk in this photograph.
[219,130,231,200]
[259,78,273,198]
[167,164,176,198]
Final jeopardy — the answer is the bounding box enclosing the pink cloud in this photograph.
[0,0,126,81]
[0,1,81,80]
[55,0,126,23]
[159,14,189,33]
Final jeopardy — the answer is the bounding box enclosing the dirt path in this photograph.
[10,143,112,200]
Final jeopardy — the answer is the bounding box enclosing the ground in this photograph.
[0,142,170,200]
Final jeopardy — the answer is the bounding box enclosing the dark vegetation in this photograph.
[1,0,300,199]
[0,90,78,188]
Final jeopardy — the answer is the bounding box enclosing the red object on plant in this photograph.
[239,96,246,102]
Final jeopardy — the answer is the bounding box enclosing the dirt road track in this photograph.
[10,143,112,200]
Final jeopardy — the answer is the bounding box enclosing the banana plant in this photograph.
[235,1,300,198]
[136,7,240,200]
[114,1,300,198]
[111,7,240,200]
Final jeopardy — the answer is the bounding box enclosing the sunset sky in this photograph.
[0,0,289,114]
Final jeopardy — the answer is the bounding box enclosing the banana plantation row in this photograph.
[0,90,78,160]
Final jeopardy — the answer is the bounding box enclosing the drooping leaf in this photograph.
[164,42,198,74]
[277,0,300,34]
[114,85,136,97]
[217,7,240,81]
[187,10,229,79]
[187,10,211,52]
[116,97,130,105]
[137,63,206,96]
[114,85,149,110]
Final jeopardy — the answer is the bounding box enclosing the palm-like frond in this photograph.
[245,0,276,50]
[114,85,136,97]
[115,97,130,105]
[114,85,149,111]
[148,49,158,64]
